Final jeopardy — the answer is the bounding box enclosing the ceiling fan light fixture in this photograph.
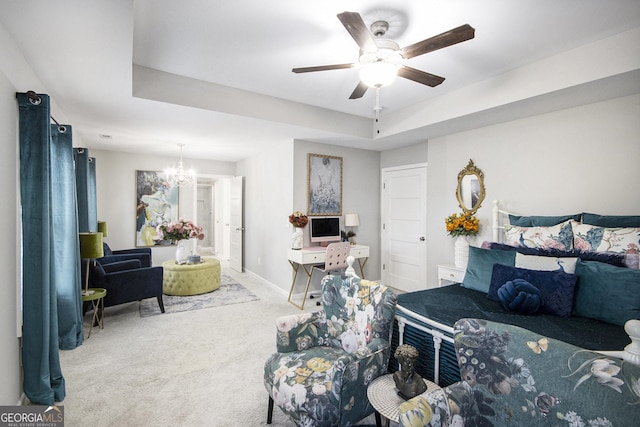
[359,61,398,88]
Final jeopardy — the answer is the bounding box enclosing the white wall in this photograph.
[237,141,294,287]
[293,141,381,289]
[237,140,381,295]
[0,65,22,404]
[423,94,640,285]
[91,149,236,265]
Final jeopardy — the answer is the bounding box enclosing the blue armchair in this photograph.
[84,259,164,313]
[98,243,152,267]
[399,318,640,427]
[264,274,398,426]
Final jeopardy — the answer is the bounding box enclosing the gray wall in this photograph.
[238,140,381,295]
[424,94,640,284]
[0,59,21,405]
[91,149,236,265]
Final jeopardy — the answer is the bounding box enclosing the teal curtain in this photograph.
[51,125,84,350]
[88,157,97,232]
[74,148,96,232]
[18,92,82,404]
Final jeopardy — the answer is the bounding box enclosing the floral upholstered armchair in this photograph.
[399,318,640,427]
[264,274,398,426]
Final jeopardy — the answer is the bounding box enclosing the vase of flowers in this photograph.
[157,219,205,263]
[445,212,480,268]
[289,211,308,250]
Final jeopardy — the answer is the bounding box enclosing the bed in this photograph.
[390,201,640,387]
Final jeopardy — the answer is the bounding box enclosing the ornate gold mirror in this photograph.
[456,159,485,214]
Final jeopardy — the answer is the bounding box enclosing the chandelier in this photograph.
[165,143,196,187]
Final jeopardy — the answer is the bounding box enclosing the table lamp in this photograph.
[97,221,108,237]
[79,232,104,296]
[345,213,359,228]
[344,213,359,245]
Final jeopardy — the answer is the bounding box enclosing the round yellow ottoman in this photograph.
[162,258,221,296]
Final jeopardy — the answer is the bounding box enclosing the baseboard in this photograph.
[16,392,28,406]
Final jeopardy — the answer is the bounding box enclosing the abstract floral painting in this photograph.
[135,170,179,246]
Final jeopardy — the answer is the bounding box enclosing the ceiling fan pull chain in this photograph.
[374,87,382,136]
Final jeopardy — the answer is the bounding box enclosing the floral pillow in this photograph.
[504,220,573,250]
[571,221,640,254]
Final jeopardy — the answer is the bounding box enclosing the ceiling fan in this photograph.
[293,11,475,99]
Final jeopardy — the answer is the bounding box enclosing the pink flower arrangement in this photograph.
[157,219,204,242]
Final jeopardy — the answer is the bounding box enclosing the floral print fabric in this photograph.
[399,319,640,427]
[264,275,397,426]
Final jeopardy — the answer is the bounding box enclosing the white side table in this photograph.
[437,264,465,287]
[367,373,440,427]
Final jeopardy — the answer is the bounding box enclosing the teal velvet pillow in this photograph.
[462,246,516,293]
[509,213,581,227]
[582,213,640,228]
[574,259,640,326]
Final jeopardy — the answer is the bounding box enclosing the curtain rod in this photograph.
[25,90,67,133]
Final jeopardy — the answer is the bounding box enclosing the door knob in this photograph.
[419,236,425,241]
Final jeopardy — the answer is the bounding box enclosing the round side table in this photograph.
[367,373,440,427]
[82,288,107,338]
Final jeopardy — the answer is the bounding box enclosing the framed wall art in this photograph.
[307,153,342,216]
[135,170,179,246]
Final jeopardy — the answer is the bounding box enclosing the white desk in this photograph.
[286,244,370,309]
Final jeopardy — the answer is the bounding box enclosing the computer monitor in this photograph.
[309,216,341,244]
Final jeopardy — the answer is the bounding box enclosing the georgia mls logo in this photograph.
[0,405,64,426]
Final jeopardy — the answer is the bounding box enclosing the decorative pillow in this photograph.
[582,213,640,228]
[504,220,573,250]
[571,221,640,254]
[515,253,578,274]
[508,213,581,227]
[488,264,578,318]
[573,260,640,326]
[488,242,627,267]
[462,246,516,293]
[624,253,640,269]
[497,279,543,314]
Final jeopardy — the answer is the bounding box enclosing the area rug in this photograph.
[139,274,259,317]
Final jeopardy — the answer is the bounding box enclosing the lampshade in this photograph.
[359,61,398,88]
[79,232,104,259]
[97,221,108,237]
[345,213,360,227]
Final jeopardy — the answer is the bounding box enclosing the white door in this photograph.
[229,176,244,272]
[381,165,428,292]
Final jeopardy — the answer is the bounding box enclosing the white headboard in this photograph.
[492,200,514,243]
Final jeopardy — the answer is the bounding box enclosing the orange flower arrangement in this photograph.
[445,212,480,237]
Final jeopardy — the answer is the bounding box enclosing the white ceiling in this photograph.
[2,0,640,161]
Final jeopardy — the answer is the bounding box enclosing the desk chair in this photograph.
[288,241,350,310]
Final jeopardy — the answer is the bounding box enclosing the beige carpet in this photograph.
[59,269,383,427]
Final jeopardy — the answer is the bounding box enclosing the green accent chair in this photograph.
[264,275,397,426]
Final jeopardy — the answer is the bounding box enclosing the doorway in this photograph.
[197,184,214,250]
[381,164,428,292]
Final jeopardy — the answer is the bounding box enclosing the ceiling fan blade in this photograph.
[349,81,369,99]
[292,64,354,73]
[401,24,475,59]
[337,11,377,52]
[398,66,445,87]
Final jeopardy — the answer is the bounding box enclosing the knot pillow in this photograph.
[497,279,543,314]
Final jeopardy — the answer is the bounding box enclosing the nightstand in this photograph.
[437,264,465,287]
